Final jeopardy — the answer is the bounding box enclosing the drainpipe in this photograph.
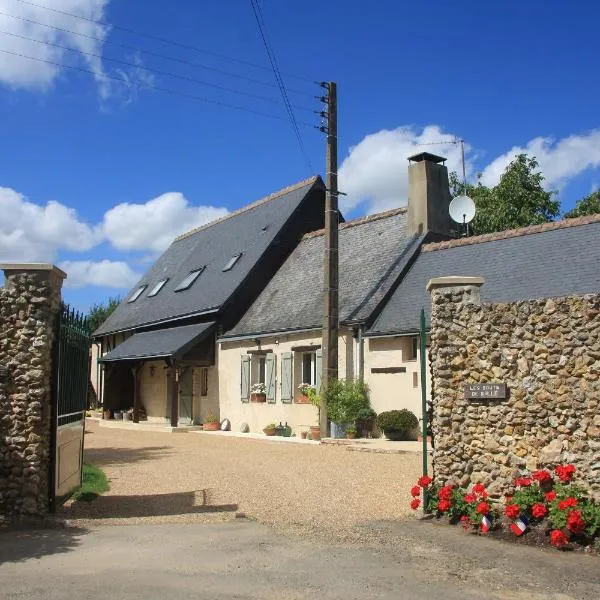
[357,326,364,382]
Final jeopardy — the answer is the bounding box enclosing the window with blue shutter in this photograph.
[241,355,250,402]
[266,354,276,403]
[280,352,293,403]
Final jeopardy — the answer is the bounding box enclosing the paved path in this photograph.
[1,520,598,600]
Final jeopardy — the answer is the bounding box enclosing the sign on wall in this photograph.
[464,383,507,400]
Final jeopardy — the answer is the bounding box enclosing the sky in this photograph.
[0,0,599,312]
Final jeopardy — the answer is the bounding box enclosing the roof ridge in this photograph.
[174,176,320,242]
[423,213,600,252]
[302,206,407,240]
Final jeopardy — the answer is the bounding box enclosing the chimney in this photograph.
[407,152,453,237]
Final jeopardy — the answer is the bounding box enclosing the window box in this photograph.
[250,393,267,403]
[296,393,310,404]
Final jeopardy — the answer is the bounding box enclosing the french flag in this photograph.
[510,516,528,536]
[480,515,491,533]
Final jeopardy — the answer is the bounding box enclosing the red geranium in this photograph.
[410,498,421,510]
[410,485,421,497]
[567,510,585,534]
[558,497,577,511]
[418,475,432,487]
[464,493,477,504]
[476,501,490,515]
[514,477,532,487]
[531,503,547,518]
[550,529,569,548]
[438,499,452,512]
[438,485,453,501]
[505,504,520,519]
[532,470,552,483]
[545,491,557,502]
[472,483,487,495]
[554,464,576,483]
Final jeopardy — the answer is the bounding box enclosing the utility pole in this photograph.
[320,81,338,437]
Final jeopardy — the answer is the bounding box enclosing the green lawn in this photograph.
[72,463,110,502]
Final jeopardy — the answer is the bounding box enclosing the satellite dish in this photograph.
[449,195,476,224]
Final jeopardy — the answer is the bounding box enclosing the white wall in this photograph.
[139,360,168,422]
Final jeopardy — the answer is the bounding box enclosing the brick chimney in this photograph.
[407,152,453,237]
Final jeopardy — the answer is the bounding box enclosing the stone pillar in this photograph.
[0,263,66,520]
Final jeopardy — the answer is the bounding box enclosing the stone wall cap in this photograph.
[426,276,485,292]
[1,263,67,279]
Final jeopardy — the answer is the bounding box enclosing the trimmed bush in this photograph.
[377,409,418,437]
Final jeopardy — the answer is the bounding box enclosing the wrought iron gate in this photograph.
[49,304,91,509]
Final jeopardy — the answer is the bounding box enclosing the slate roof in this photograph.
[223,209,422,338]
[94,177,322,336]
[367,215,600,336]
[100,322,215,362]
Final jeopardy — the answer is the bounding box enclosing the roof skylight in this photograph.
[223,253,242,272]
[174,267,205,292]
[148,278,169,297]
[127,285,147,303]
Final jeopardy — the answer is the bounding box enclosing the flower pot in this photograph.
[250,393,267,403]
[263,427,276,436]
[123,412,132,421]
[310,425,321,441]
[203,421,220,431]
[296,394,310,404]
[346,432,356,439]
[103,410,111,420]
[301,431,308,439]
[113,411,122,420]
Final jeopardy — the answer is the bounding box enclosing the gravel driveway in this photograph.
[62,421,422,540]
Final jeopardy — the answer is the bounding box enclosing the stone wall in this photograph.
[0,264,65,520]
[428,277,600,498]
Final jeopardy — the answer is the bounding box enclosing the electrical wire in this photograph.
[249,0,314,173]
[0,8,316,98]
[9,0,316,84]
[0,47,317,126]
[0,29,314,112]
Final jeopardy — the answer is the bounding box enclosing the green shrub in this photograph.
[324,379,370,424]
[377,409,418,433]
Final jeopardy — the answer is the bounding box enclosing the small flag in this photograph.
[510,516,529,536]
[480,515,491,533]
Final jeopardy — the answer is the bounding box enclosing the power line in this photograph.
[249,0,314,173]
[9,0,316,84]
[0,47,317,126]
[0,8,316,98]
[0,29,314,112]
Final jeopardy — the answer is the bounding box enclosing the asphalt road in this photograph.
[1,520,599,600]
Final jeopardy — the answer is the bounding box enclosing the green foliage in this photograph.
[72,463,109,502]
[376,409,418,433]
[511,485,545,518]
[547,483,599,536]
[87,296,121,332]
[449,154,560,235]
[323,379,370,424]
[564,190,600,218]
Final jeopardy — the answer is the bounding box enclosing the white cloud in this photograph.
[59,259,140,289]
[103,192,229,253]
[0,0,112,96]
[338,125,475,214]
[0,186,101,262]
[479,130,600,190]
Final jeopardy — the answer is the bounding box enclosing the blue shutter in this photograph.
[266,353,276,403]
[280,352,293,403]
[241,355,250,402]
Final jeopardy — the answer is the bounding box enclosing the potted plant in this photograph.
[203,412,220,431]
[345,426,357,439]
[263,422,277,436]
[297,383,314,404]
[356,407,377,438]
[306,386,322,440]
[376,409,419,441]
[250,382,267,403]
[103,408,111,420]
[325,379,371,439]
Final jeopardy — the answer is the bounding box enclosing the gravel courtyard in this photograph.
[62,421,422,540]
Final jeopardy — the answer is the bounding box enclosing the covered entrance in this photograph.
[99,322,216,427]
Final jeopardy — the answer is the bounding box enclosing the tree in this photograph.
[449,154,560,235]
[87,296,121,332]
[564,190,600,218]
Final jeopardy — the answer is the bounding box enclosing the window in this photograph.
[407,336,418,361]
[301,352,316,385]
[251,354,266,384]
[413,372,419,388]
[147,278,169,297]
[174,267,205,292]
[200,368,208,397]
[127,285,147,303]
[223,253,242,272]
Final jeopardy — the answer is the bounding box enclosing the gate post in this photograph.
[0,263,65,520]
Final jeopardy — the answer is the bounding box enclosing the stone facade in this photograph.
[428,277,600,498]
[0,264,65,520]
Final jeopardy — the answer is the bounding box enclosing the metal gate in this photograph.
[49,304,91,509]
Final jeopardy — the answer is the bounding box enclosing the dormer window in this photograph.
[148,279,169,297]
[223,253,242,272]
[127,285,147,303]
[174,267,205,292]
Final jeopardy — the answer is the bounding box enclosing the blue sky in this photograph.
[0,0,599,312]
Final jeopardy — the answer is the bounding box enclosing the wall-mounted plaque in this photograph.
[464,383,507,400]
